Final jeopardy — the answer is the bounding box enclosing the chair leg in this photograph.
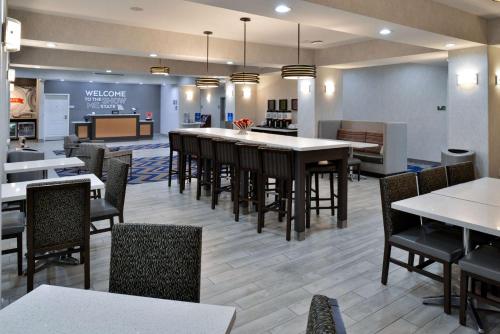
[459,270,468,326]
[407,252,415,272]
[27,250,34,293]
[234,170,240,221]
[17,233,23,276]
[357,165,361,181]
[257,174,265,233]
[306,174,311,229]
[84,247,90,290]
[381,241,391,285]
[119,214,124,224]
[179,154,185,193]
[443,262,452,314]
[329,172,335,216]
[168,151,173,187]
[196,158,202,201]
[211,163,219,210]
[110,216,115,230]
[314,173,320,215]
[188,155,192,182]
[286,181,293,241]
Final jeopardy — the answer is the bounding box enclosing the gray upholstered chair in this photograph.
[76,142,132,177]
[90,159,129,234]
[7,149,45,183]
[63,135,104,158]
[446,161,475,186]
[2,211,25,276]
[79,143,105,179]
[26,179,91,292]
[380,172,464,314]
[459,244,500,328]
[306,295,346,334]
[168,131,182,187]
[109,224,202,302]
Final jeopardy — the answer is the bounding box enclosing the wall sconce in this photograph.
[300,81,311,94]
[186,90,194,101]
[206,92,211,103]
[457,72,478,88]
[7,69,15,82]
[324,81,335,95]
[496,74,500,86]
[242,86,251,99]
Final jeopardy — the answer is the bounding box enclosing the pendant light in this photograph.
[196,31,220,89]
[231,17,259,85]
[150,57,169,76]
[281,23,316,80]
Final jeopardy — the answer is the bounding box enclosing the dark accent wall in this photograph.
[44,81,161,134]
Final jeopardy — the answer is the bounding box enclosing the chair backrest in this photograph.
[379,173,420,239]
[80,144,105,179]
[109,223,202,302]
[236,143,261,171]
[169,131,182,152]
[105,159,129,214]
[63,135,79,149]
[306,295,346,334]
[417,166,448,195]
[181,134,200,156]
[259,146,294,180]
[26,180,90,252]
[446,161,475,186]
[213,139,238,165]
[198,136,214,160]
[7,150,45,183]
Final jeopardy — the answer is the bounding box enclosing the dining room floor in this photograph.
[2,136,500,334]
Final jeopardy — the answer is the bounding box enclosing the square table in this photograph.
[2,174,104,202]
[4,157,84,174]
[0,285,236,334]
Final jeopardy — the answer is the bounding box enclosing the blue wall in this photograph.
[44,81,161,134]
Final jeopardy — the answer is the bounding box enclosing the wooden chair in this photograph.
[211,139,238,210]
[168,131,182,188]
[234,143,261,222]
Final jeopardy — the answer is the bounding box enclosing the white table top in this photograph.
[4,157,84,174]
[2,174,105,202]
[0,285,236,334]
[433,177,500,207]
[178,127,377,151]
[392,193,500,238]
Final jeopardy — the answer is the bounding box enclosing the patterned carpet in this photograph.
[53,143,170,156]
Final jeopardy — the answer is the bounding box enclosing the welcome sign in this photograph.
[84,89,127,110]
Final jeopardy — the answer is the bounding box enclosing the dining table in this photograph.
[4,157,84,174]
[178,128,377,240]
[0,285,236,334]
[392,177,500,333]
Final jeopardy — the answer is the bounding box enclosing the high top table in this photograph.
[4,157,84,174]
[0,285,236,334]
[178,128,376,240]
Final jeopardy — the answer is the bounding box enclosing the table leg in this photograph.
[336,157,348,228]
[294,153,306,241]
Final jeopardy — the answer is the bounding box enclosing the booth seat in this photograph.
[318,120,407,175]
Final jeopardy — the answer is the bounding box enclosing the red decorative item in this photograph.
[233,118,254,134]
[145,112,153,120]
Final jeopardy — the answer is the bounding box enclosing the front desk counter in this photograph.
[74,114,153,140]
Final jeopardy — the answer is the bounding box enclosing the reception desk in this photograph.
[74,114,153,141]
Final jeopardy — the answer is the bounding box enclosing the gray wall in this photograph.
[44,81,162,134]
[343,63,448,162]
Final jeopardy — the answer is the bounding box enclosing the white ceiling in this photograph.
[8,0,366,49]
[434,0,500,18]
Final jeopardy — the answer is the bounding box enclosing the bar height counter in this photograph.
[74,114,153,140]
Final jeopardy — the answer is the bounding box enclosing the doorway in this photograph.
[43,94,70,140]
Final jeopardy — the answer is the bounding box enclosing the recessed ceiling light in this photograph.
[275,4,291,13]
[379,28,392,36]
[115,82,119,84]
[130,6,143,11]
[311,40,324,45]
[60,79,64,82]
[149,53,158,57]
[139,82,143,85]
[226,61,234,65]
[106,69,112,73]
[445,43,456,48]
[46,42,57,48]
[89,80,93,83]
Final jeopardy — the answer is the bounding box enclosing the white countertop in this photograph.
[2,173,104,202]
[392,193,500,238]
[432,177,500,207]
[178,128,376,151]
[0,285,236,334]
[4,157,84,174]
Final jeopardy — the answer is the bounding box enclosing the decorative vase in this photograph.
[237,128,248,135]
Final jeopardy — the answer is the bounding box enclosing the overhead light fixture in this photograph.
[445,43,456,48]
[275,4,291,13]
[281,23,316,80]
[150,57,170,76]
[379,28,392,36]
[149,53,158,57]
[227,61,234,65]
[231,18,260,85]
[106,69,112,73]
[46,42,57,48]
[196,31,220,89]
[7,69,15,82]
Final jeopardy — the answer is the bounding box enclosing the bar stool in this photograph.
[258,146,294,241]
[197,135,215,200]
[168,131,182,188]
[305,161,337,228]
[212,139,238,210]
[180,134,200,194]
[234,143,261,222]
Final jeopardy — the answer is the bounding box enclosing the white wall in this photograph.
[316,67,343,122]
[342,63,448,162]
[160,84,179,134]
[179,85,200,123]
[448,46,489,176]
[297,79,316,138]
[256,73,297,125]
[200,86,224,128]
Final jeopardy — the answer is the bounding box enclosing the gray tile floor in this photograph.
[2,136,499,333]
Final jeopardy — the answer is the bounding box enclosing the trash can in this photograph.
[441,149,475,166]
